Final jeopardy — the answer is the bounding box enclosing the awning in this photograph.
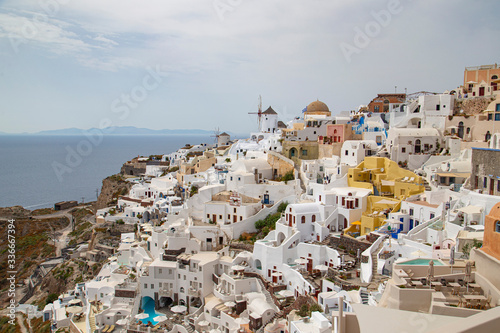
[458,205,483,215]
[381,180,395,186]
[351,221,361,225]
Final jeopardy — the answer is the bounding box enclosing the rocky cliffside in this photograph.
[94,174,132,210]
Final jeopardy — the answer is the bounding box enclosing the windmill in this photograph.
[211,127,221,145]
[248,95,262,131]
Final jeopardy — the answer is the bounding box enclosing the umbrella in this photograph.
[314,264,328,271]
[66,306,83,314]
[68,299,82,305]
[427,260,435,287]
[295,258,308,265]
[135,313,149,320]
[357,248,361,261]
[224,301,236,308]
[116,318,128,325]
[235,317,250,325]
[411,250,426,258]
[465,261,472,292]
[154,315,168,322]
[171,305,187,313]
[231,265,245,271]
[198,320,210,326]
[278,290,294,298]
[449,247,455,273]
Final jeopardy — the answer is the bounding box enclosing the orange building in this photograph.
[463,64,500,96]
[481,202,500,260]
[367,93,406,113]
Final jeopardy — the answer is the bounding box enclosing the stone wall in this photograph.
[267,151,295,179]
[325,235,372,254]
[470,147,500,195]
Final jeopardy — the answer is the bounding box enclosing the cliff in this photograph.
[94,174,132,210]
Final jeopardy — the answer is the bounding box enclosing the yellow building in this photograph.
[347,157,425,199]
[345,157,424,236]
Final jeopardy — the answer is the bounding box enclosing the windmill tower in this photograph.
[248,95,263,131]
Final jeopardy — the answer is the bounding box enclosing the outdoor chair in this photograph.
[102,325,109,333]
[458,279,464,286]
[458,295,466,308]
[486,295,492,309]
[441,279,447,286]
[479,299,487,310]
[469,299,479,309]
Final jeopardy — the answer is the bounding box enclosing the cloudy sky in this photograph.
[1,0,499,135]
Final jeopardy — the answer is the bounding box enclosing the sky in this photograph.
[0,0,499,135]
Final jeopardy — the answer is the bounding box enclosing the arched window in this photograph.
[415,139,421,154]
[301,216,306,224]
[312,215,316,222]
[255,259,262,270]
[492,75,498,80]
[180,287,185,293]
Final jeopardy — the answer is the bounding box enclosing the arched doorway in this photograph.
[415,139,421,154]
[289,148,297,158]
[276,232,286,246]
[458,122,464,139]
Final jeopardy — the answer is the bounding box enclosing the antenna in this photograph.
[248,95,263,130]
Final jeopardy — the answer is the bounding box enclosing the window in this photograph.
[180,287,185,293]
[436,104,440,111]
[159,269,162,274]
[234,208,237,213]
[302,150,307,156]
[489,113,493,120]
[151,284,154,289]
[495,113,500,121]
[144,284,147,289]
[495,220,500,233]
[374,106,380,112]
[496,104,500,112]
[466,127,470,134]
[409,208,414,216]
[301,216,306,223]
[312,215,316,222]
[430,213,435,219]
[402,147,406,153]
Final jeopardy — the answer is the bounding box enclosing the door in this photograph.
[307,259,313,272]
[233,215,237,223]
[212,214,217,223]
[490,178,494,195]
[479,87,485,96]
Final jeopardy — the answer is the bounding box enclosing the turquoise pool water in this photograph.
[140,298,161,325]
[403,259,444,266]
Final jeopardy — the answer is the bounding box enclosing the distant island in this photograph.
[0,126,220,136]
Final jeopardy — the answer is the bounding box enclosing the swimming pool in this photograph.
[402,259,444,266]
[140,298,161,325]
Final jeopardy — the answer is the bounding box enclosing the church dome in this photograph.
[306,100,330,114]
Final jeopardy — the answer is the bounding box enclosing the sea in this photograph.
[0,135,215,209]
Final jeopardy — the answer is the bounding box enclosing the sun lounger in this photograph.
[102,325,109,332]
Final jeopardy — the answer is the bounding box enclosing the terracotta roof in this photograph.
[262,106,277,115]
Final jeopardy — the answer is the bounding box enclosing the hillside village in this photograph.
[17,64,500,332]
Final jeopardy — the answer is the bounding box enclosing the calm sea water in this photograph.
[0,135,213,208]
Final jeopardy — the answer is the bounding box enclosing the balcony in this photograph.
[188,288,200,297]
[159,287,172,297]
